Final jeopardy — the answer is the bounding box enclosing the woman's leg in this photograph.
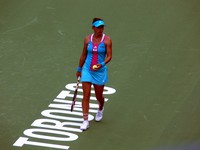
[93,84,105,122]
[93,84,105,110]
[80,82,91,130]
[82,82,92,120]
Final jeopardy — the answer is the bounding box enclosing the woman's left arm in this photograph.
[96,36,112,69]
[104,36,112,65]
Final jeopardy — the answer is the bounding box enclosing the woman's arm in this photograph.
[104,36,112,65]
[76,36,89,77]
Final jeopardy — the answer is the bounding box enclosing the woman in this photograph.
[76,18,112,130]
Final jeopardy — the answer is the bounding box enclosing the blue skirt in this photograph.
[81,66,108,85]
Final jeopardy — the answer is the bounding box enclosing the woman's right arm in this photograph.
[76,37,89,78]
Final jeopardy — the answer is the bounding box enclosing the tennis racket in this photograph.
[71,76,80,112]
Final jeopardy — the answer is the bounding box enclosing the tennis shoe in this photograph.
[80,120,89,131]
[95,108,104,122]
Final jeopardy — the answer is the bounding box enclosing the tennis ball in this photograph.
[92,65,98,70]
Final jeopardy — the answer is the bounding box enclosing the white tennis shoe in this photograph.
[95,108,104,122]
[80,120,89,131]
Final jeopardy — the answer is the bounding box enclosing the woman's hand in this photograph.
[93,64,102,70]
[76,72,81,78]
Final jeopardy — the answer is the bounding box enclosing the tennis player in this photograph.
[76,18,112,130]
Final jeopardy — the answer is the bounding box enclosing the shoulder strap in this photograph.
[100,34,105,42]
[90,33,105,43]
[90,34,94,42]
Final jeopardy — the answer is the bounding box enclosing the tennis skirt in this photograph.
[81,66,108,85]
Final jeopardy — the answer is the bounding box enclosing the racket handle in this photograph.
[77,76,80,80]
